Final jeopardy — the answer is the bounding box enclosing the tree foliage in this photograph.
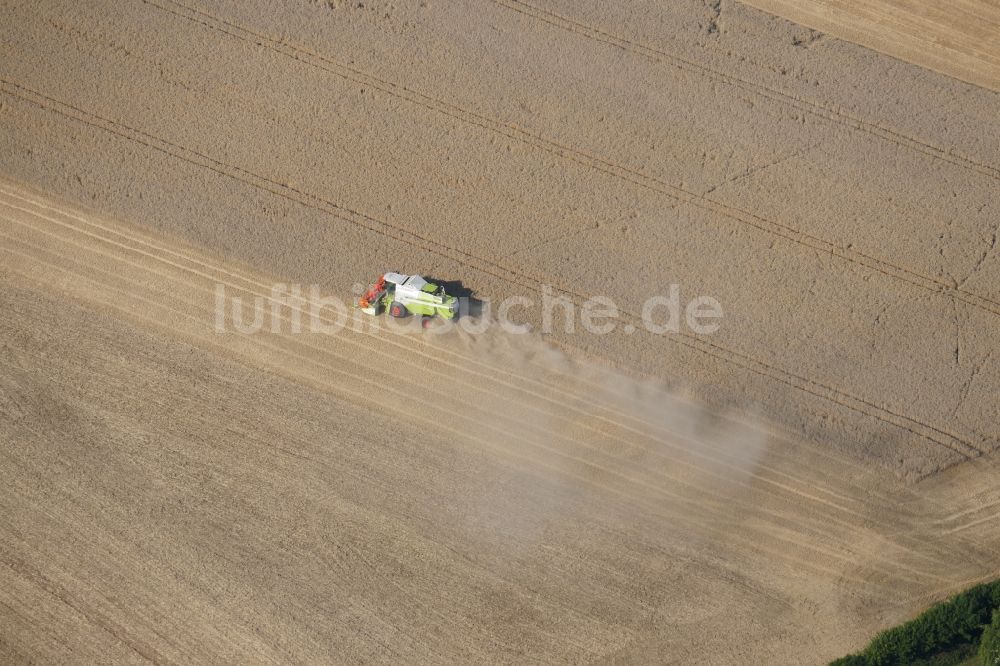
[831,579,1000,666]
[981,609,1000,666]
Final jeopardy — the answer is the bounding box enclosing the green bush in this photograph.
[981,609,1000,666]
[831,579,1000,666]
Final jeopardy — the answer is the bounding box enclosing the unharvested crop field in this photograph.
[1,1,998,663]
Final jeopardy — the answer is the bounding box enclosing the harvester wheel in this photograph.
[421,315,433,329]
[389,301,407,318]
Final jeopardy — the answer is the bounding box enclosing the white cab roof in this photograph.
[403,275,427,290]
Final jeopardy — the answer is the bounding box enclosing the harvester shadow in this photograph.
[425,276,485,319]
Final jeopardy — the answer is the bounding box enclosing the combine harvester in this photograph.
[357,272,459,329]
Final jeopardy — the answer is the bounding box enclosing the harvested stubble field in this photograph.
[1,0,998,663]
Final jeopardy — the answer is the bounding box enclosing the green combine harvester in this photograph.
[356,272,459,328]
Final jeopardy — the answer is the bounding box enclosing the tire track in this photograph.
[490,0,1000,182]
[143,0,1000,324]
[935,492,1000,534]
[941,512,1000,536]
[0,79,982,461]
